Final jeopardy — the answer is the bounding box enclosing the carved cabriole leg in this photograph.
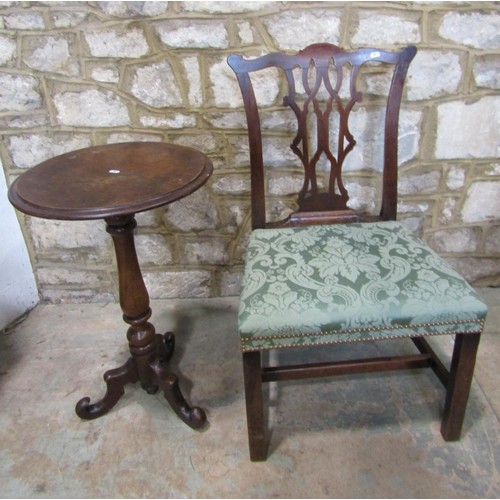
[76,358,138,419]
[243,351,268,461]
[150,360,207,429]
[441,333,481,441]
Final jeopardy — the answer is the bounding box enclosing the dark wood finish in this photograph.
[261,354,434,382]
[9,142,212,429]
[243,352,268,461]
[441,334,480,441]
[8,142,212,220]
[228,44,416,229]
[270,210,380,228]
[411,336,450,387]
[228,44,483,461]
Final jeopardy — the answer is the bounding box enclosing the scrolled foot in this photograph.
[76,395,121,420]
[75,358,138,420]
[151,360,207,430]
[178,405,207,430]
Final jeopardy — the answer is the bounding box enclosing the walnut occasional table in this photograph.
[8,142,213,429]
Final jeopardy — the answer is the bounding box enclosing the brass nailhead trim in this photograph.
[240,322,485,352]
[240,318,484,341]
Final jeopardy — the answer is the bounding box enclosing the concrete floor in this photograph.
[0,288,498,498]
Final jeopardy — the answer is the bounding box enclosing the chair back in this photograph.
[227,44,417,229]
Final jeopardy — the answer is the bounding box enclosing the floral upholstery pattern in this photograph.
[238,221,487,352]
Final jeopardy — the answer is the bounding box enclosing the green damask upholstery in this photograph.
[239,221,487,352]
[230,44,487,461]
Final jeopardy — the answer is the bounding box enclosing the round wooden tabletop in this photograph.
[8,142,213,220]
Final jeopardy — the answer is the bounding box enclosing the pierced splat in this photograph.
[227,43,417,229]
[282,45,364,212]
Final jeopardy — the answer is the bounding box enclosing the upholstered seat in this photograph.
[239,221,487,351]
[227,43,488,461]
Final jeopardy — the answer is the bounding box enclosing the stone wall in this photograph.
[1,1,499,303]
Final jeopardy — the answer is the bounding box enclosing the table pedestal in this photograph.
[75,215,206,429]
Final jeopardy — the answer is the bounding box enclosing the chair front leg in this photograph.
[441,333,481,441]
[243,351,268,461]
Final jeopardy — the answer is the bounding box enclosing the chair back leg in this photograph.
[243,351,268,461]
[441,333,481,441]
